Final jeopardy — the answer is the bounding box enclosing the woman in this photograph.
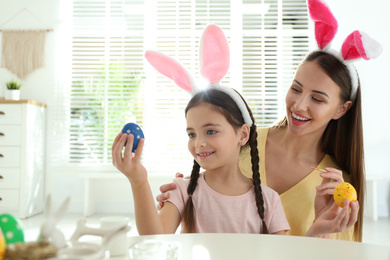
[157,50,363,241]
[241,50,364,240]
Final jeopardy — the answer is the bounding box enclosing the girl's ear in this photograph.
[239,124,251,145]
[333,100,352,120]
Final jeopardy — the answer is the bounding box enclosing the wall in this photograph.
[0,0,60,103]
[0,0,389,217]
[0,0,79,209]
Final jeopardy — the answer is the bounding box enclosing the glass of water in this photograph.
[128,239,179,260]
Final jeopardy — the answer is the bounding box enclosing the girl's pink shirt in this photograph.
[167,173,290,234]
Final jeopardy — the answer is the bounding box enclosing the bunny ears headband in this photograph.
[145,24,253,126]
[308,0,382,101]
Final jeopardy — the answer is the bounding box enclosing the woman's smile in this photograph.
[290,111,311,126]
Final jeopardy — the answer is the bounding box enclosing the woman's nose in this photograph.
[294,95,309,111]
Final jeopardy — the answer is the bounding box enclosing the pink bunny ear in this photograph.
[341,30,383,61]
[145,50,195,92]
[199,24,230,85]
[307,0,338,50]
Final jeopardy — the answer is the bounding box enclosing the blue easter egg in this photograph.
[121,123,145,152]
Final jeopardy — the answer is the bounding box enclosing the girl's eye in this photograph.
[188,133,195,138]
[207,130,217,135]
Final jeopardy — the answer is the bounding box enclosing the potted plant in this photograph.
[5,79,22,100]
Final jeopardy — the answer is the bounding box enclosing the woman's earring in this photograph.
[242,141,246,146]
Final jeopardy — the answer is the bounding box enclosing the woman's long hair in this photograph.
[183,88,268,234]
[276,51,365,241]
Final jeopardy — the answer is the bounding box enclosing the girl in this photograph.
[112,88,290,235]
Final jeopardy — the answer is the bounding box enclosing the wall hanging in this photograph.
[0,8,53,79]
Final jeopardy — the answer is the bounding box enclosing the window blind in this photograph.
[52,0,311,175]
[70,0,145,166]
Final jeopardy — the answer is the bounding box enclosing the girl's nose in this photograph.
[195,137,206,148]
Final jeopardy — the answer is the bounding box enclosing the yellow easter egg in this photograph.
[0,228,5,260]
[333,182,357,208]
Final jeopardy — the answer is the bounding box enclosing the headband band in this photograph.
[322,48,359,101]
[208,85,253,126]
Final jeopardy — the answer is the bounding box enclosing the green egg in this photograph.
[0,214,24,244]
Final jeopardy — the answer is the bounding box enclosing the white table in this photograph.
[110,233,390,260]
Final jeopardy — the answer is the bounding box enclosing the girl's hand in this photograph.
[156,172,184,210]
[314,167,344,220]
[306,200,359,238]
[112,132,147,185]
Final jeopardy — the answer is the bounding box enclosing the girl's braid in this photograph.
[249,124,268,234]
[183,160,200,233]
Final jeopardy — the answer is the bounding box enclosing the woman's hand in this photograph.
[306,200,359,238]
[308,167,359,238]
[314,167,344,220]
[112,132,147,185]
[156,173,184,210]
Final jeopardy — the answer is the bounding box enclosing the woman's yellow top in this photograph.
[239,127,353,240]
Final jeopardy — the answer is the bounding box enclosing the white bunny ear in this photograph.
[307,0,338,50]
[199,24,230,85]
[341,30,383,61]
[54,196,71,220]
[145,50,195,92]
[45,194,52,217]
